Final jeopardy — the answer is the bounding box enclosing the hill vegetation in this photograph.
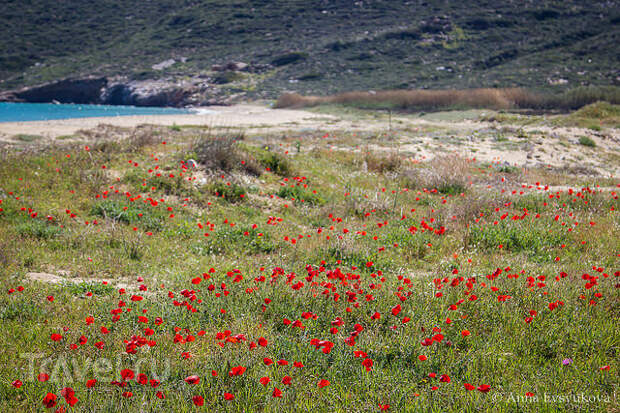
[1,0,619,98]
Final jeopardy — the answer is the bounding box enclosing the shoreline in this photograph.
[0,104,325,138]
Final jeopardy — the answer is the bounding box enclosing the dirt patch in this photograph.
[25,272,129,290]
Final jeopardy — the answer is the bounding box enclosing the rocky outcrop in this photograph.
[0,77,203,107]
[0,73,256,107]
[101,80,193,107]
[1,77,107,104]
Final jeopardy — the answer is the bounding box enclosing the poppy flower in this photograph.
[224,393,235,401]
[229,366,246,376]
[42,393,57,408]
[120,369,134,380]
[317,379,330,388]
[260,376,271,386]
[272,388,283,398]
[477,384,491,393]
[391,305,401,316]
[193,395,204,406]
[12,380,22,388]
[185,375,200,385]
[86,379,97,388]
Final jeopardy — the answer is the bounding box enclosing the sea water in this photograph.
[0,102,197,122]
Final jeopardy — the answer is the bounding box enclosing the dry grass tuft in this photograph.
[400,155,470,194]
[192,130,262,176]
[275,88,542,111]
[276,86,620,112]
[364,149,402,173]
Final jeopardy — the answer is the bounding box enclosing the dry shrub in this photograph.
[400,155,470,194]
[192,130,261,176]
[276,88,537,111]
[343,190,392,218]
[364,149,401,173]
[437,193,498,231]
[276,86,620,112]
[124,126,160,151]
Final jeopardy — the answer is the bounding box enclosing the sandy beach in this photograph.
[0,104,335,138]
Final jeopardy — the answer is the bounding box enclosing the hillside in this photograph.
[1,0,619,101]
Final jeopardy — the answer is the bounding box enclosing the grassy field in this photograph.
[0,117,618,412]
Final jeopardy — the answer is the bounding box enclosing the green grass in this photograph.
[13,134,43,142]
[0,126,617,412]
[578,136,596,148]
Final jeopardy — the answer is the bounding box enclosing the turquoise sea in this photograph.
[0,102,195,122]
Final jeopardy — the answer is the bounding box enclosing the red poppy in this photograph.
[224,393,235,401]
[272,388,283,398]
[42,392,57,408]
[120,369,134,380]
[185,375,200,385]
[193,395,204,406]
[477,384,491,393]
[317,379,330,388]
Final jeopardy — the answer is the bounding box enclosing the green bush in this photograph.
[578,136,596,147]
[260,151,292,176]
[271,52,307,66]
[277,185,325,206]
[91,199,166,231]
[16,220,61,239]
[207,181,247,202]
[194,226,276,255]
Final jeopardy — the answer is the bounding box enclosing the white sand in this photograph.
[0,104,335,138]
